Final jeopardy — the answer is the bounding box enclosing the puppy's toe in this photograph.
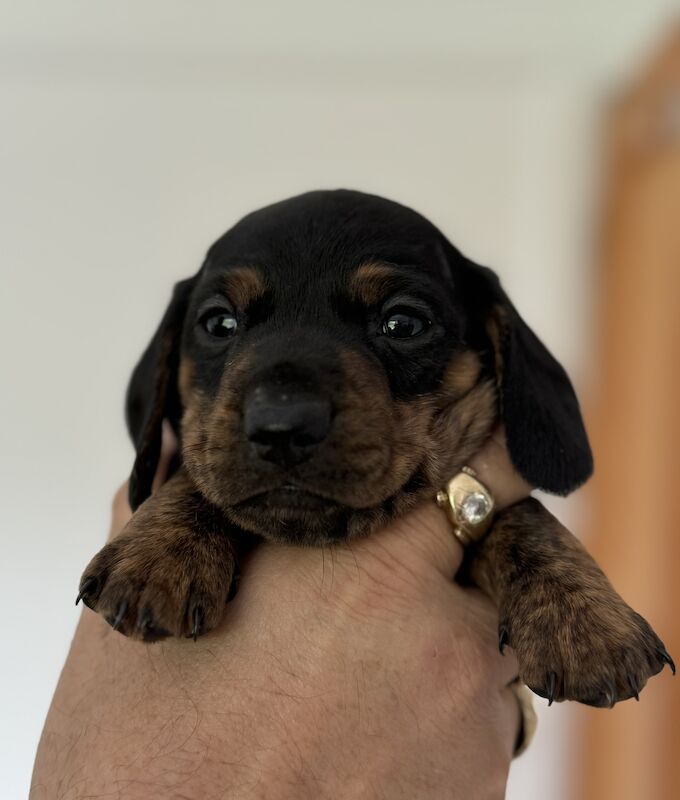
[78,529,237,641]
[505,594,672,707]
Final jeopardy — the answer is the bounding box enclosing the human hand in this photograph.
[32,429,528,800]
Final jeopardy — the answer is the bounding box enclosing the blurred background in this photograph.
[1,2,679,797]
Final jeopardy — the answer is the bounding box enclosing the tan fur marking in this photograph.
[223,267,266,309]
[440,350,483,399]
[349,262,400,306]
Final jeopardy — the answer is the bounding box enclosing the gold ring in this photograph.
[436,466,495,547]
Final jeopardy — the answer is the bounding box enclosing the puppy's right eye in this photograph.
[201,310,238,338]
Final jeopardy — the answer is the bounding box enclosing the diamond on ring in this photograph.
[460,492,491,524]
[436,468,495,546]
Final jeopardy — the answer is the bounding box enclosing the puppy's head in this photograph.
[126,190,592,544]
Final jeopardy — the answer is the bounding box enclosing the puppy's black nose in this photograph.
[243,384,332,468]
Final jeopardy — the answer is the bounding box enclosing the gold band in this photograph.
[436,466,495,547]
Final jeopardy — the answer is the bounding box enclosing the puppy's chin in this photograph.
[225,486,398,545]
[227,489,348,545]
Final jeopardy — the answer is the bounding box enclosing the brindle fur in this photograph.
[79,190,671,707]
[465,499,668,706]
[80,469,240,640]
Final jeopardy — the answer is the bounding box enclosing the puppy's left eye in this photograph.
[202,310,238,338]
[382,308,430,339]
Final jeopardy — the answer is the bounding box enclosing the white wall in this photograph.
[1,2,675,797]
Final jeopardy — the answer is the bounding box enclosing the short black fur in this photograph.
[77,191,671,712]
[125,190,592,506]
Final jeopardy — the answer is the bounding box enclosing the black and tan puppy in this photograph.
[78,190,673,707]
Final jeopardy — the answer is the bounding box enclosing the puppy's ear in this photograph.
[464,262,593,495]
[125,278,195,510]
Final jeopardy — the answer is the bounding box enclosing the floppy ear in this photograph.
[125,277,195,510]
[464,262,593,495]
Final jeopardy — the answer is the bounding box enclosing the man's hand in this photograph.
[32,434,525,800]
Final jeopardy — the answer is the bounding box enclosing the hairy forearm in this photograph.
[32,539,516,799]
[33,599,489,799]
[34,609,347,798]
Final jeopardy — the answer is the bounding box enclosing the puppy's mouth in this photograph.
[236,484,342,514]
[231,483,350,543]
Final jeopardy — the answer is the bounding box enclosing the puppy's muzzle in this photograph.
[243,382,332,468]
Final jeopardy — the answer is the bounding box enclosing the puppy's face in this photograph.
[128,191,592,544]
[177,193,494,543]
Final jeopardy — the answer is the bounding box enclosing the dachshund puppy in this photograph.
[78,190,673,707]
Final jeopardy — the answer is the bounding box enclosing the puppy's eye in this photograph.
[382,309,430,339]
[202,310,238,338]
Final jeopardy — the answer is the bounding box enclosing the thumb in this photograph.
[109,421,178,540]
[150,420,179,493]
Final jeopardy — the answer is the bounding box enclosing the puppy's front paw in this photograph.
[501,583,673,707]
[77,525,236,641]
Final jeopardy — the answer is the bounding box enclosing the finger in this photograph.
[108,420,178,541]
[498,680,528,762]
[109,481,133,538]
[467,425,533,510]
[151,420,178,493]
[502,680,537,759]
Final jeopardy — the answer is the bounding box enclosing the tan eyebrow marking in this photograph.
[222,267,267,308]
[349,262,401,306]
